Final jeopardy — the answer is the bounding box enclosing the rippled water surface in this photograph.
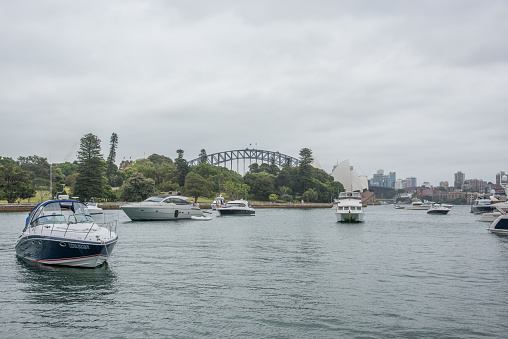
[2,205,508,338]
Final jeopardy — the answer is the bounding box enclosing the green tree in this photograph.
[106,133,119,184]
[302,188,318,202]
[0,157,15,166]
[74,133,106,201]
[55,161,79,177]
[175,149,190,187]
[198,149,208,164]
[298,148,314,193]
[269,194,278,202]
[120,172,156,201]
[147,153,173,165]
[0,163,35,203]
[249,163,261,173]
[128,158,179,191]
[17,155,50,181]
[184,172,211,202]
[281,194,293,203]
[244,172,276,200]
[223,180,250,201]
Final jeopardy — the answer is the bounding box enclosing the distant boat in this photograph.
[471,195,495,215]
[217,200,255,216]
[334,191,364,222]
[85,201,104,221]
[406,200,432,210]
[210,195,226,210]
[427,204,451,215]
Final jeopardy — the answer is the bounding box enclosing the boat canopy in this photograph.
[25,200,91,231]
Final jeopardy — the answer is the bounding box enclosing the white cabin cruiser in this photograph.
[121,194,204,221]
[427,204,451,215]
[217,200,255,216]
[334,191,364,222]
[406,200,432,210]
[85,201,104,220]
[15,199,118,268]
[470,195,494,215]
[210,195,226,210]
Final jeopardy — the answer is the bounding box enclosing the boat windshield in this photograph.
[28,201,94,227]
[144,196,167,202]
[227,202,247,208]
[339,192,361,199]
[164,198,191,205]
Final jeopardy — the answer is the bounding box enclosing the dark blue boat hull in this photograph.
[15,235,117,268]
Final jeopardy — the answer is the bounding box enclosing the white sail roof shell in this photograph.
[331,159,368,191]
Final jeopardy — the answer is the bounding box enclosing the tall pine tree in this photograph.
[74,133,105,201]
[106,133,118,184]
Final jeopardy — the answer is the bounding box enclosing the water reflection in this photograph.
[16,258,117,305]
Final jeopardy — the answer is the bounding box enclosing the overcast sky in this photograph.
[1,0,507,186]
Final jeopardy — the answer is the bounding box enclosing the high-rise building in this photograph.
[454,171,465,190]
[405,177,417,188]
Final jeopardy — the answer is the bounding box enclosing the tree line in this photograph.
[0,133,344,203]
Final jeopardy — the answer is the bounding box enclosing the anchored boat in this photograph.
[15,199,118,268]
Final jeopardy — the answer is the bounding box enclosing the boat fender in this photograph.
[174,210,179,218]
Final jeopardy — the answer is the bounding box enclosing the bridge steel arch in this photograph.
[188,149,299,173]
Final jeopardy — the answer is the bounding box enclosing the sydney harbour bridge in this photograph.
[188,148,299,174]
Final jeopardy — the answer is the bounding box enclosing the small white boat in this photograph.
[210,195,226,210]
[427,204,451,215]
[85,201,104,220]
[121,194,204,221]
[217,200,255,216]
[406,200,432,210]
[15,199,118,268]
[334,191,364,222]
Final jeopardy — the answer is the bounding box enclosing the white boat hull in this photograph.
[336,211,364,222]
[121,205,204,221]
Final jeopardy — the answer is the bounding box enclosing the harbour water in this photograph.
[1,205,507,338]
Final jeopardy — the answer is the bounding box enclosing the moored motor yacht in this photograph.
[334,191,364,222]
[121,194,204,221]
[487,214,508,234]
[470,195,495,215]
[217,200,255,216]
[15,199,118,268]
[406,200,432,210]
[427,204,451,215]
